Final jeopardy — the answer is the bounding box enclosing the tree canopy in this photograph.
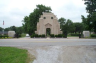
[58,17,66,30]
[58,18,76,36]
[4,26,23,34]
[82,0,96,33]
[84,0,96,14]
[0,27,3,31]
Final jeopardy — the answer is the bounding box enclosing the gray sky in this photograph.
[0,0,88,28]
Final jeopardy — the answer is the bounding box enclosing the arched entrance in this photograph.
[46,28,51,37]
[45,23,52,37]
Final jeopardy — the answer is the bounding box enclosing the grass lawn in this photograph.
[0,47,30,63]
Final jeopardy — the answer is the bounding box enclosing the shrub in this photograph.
[0,35,8,38]
[91,34,96,37]
[14,33,21,38]
[0,35,2,38]
[34,34,38,37]
[14,34,18,38]
[58,34,62,37]
[19,34,21,37]
[62,34,67,38]
[54,34,63,38]
[38,35,41,37]
[50,34,54,37]
[31,34,34,38]
[55,35,58,37]
[31,34,45,38]
[41,34,45,37]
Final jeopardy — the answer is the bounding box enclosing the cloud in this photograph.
[0,0,88,28]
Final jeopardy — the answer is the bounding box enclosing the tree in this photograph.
[4,27,10,31]
[22,16,29,33]
[66,19,75,33]
[83,0,96,33]
[4,26,24,35]
[74,23,84,34]
[81,15,89,30]
[91,12,96,32]
[58,17,66,30]
[22,4,52,35]
[84,0,96,14]
[0,27,3,31]
[16,26,23,34]
[10,26,17,32]
[62,19,75,33]
[81,13,96,32]
[59,19,75,37]
[58,17,75,37]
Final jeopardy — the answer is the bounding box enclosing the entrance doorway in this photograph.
[46,28,51,37]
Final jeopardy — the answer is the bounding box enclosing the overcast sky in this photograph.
[0,0,88,28]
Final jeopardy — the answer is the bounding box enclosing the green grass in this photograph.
[0,47,28,63]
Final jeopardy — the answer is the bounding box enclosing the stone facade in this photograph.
[8,31,15,38]
[83,31,90,37]
[35,12,62,35]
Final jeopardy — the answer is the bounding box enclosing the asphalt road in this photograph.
[0,39,96,47]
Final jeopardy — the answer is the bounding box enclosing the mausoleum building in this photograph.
[35,12,62,35]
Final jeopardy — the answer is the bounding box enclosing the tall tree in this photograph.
[81,15,89,30]
[58,18,75,37]
[4,27,10,31]
[22,4,52,35]
[91,12,96,32]
[0,27,3,31]
[74,22,84,34]
[10,26,17,32]
[83,0,96,33]
[22,16,29,33]
[16,26,23,34]
[58,17,66,30]
[84,0,96,14]
[63,19,75,33]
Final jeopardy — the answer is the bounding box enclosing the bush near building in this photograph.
[31,34,45,38]
[30,34,67,38]
[91,34,96,37]
[50,34,54,38]
[50,34,67,38]
[14,33,21,38]
[0,35,9,38]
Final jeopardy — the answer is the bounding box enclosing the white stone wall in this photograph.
[83,31,90,37]
[8,31,15,38]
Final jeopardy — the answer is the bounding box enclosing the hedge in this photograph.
[14,33,21,38]
[91,34,96,37]
[30,34,67,38]
[50,34,54,37]
[51,34,67,38]
[0,35,9,38]
[31,34,45,38]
